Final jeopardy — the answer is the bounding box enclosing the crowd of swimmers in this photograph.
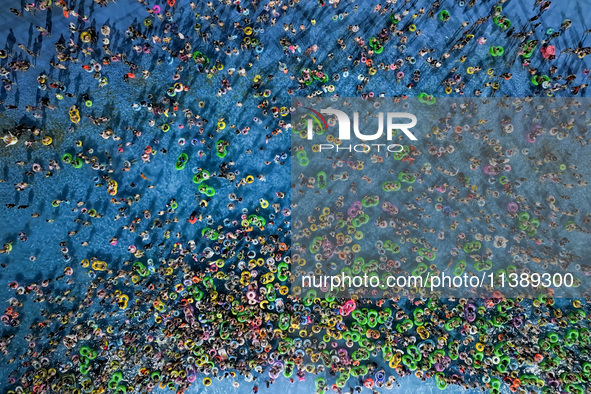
[0,0,590,393]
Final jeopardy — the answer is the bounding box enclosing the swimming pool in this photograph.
[0,0,590,393]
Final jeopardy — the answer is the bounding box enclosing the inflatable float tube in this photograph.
[175,153,189,170]
[494,16,511,30]
[192,51,209,67]
[107,180,118,196]
[72,157,84,169]
[317,171,327,190]
[192,169,210,184]
[438,10,450,22]
[216,140,228,158]
[418,92,436,105]
[489,46,504,57]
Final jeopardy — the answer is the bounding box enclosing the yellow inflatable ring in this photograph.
[92,261,107,271]
[81,32,92,43]
[246,175,254,183]
[118,294,129,309]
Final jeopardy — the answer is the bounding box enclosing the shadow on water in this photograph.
[5,29,16,51]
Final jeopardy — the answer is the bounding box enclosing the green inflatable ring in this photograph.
[175,153,189,170]
[317,171,327,190]
[72,157,83,168]
[438,10,450,22]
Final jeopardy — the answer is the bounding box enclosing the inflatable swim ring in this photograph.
[175,153,189,170]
